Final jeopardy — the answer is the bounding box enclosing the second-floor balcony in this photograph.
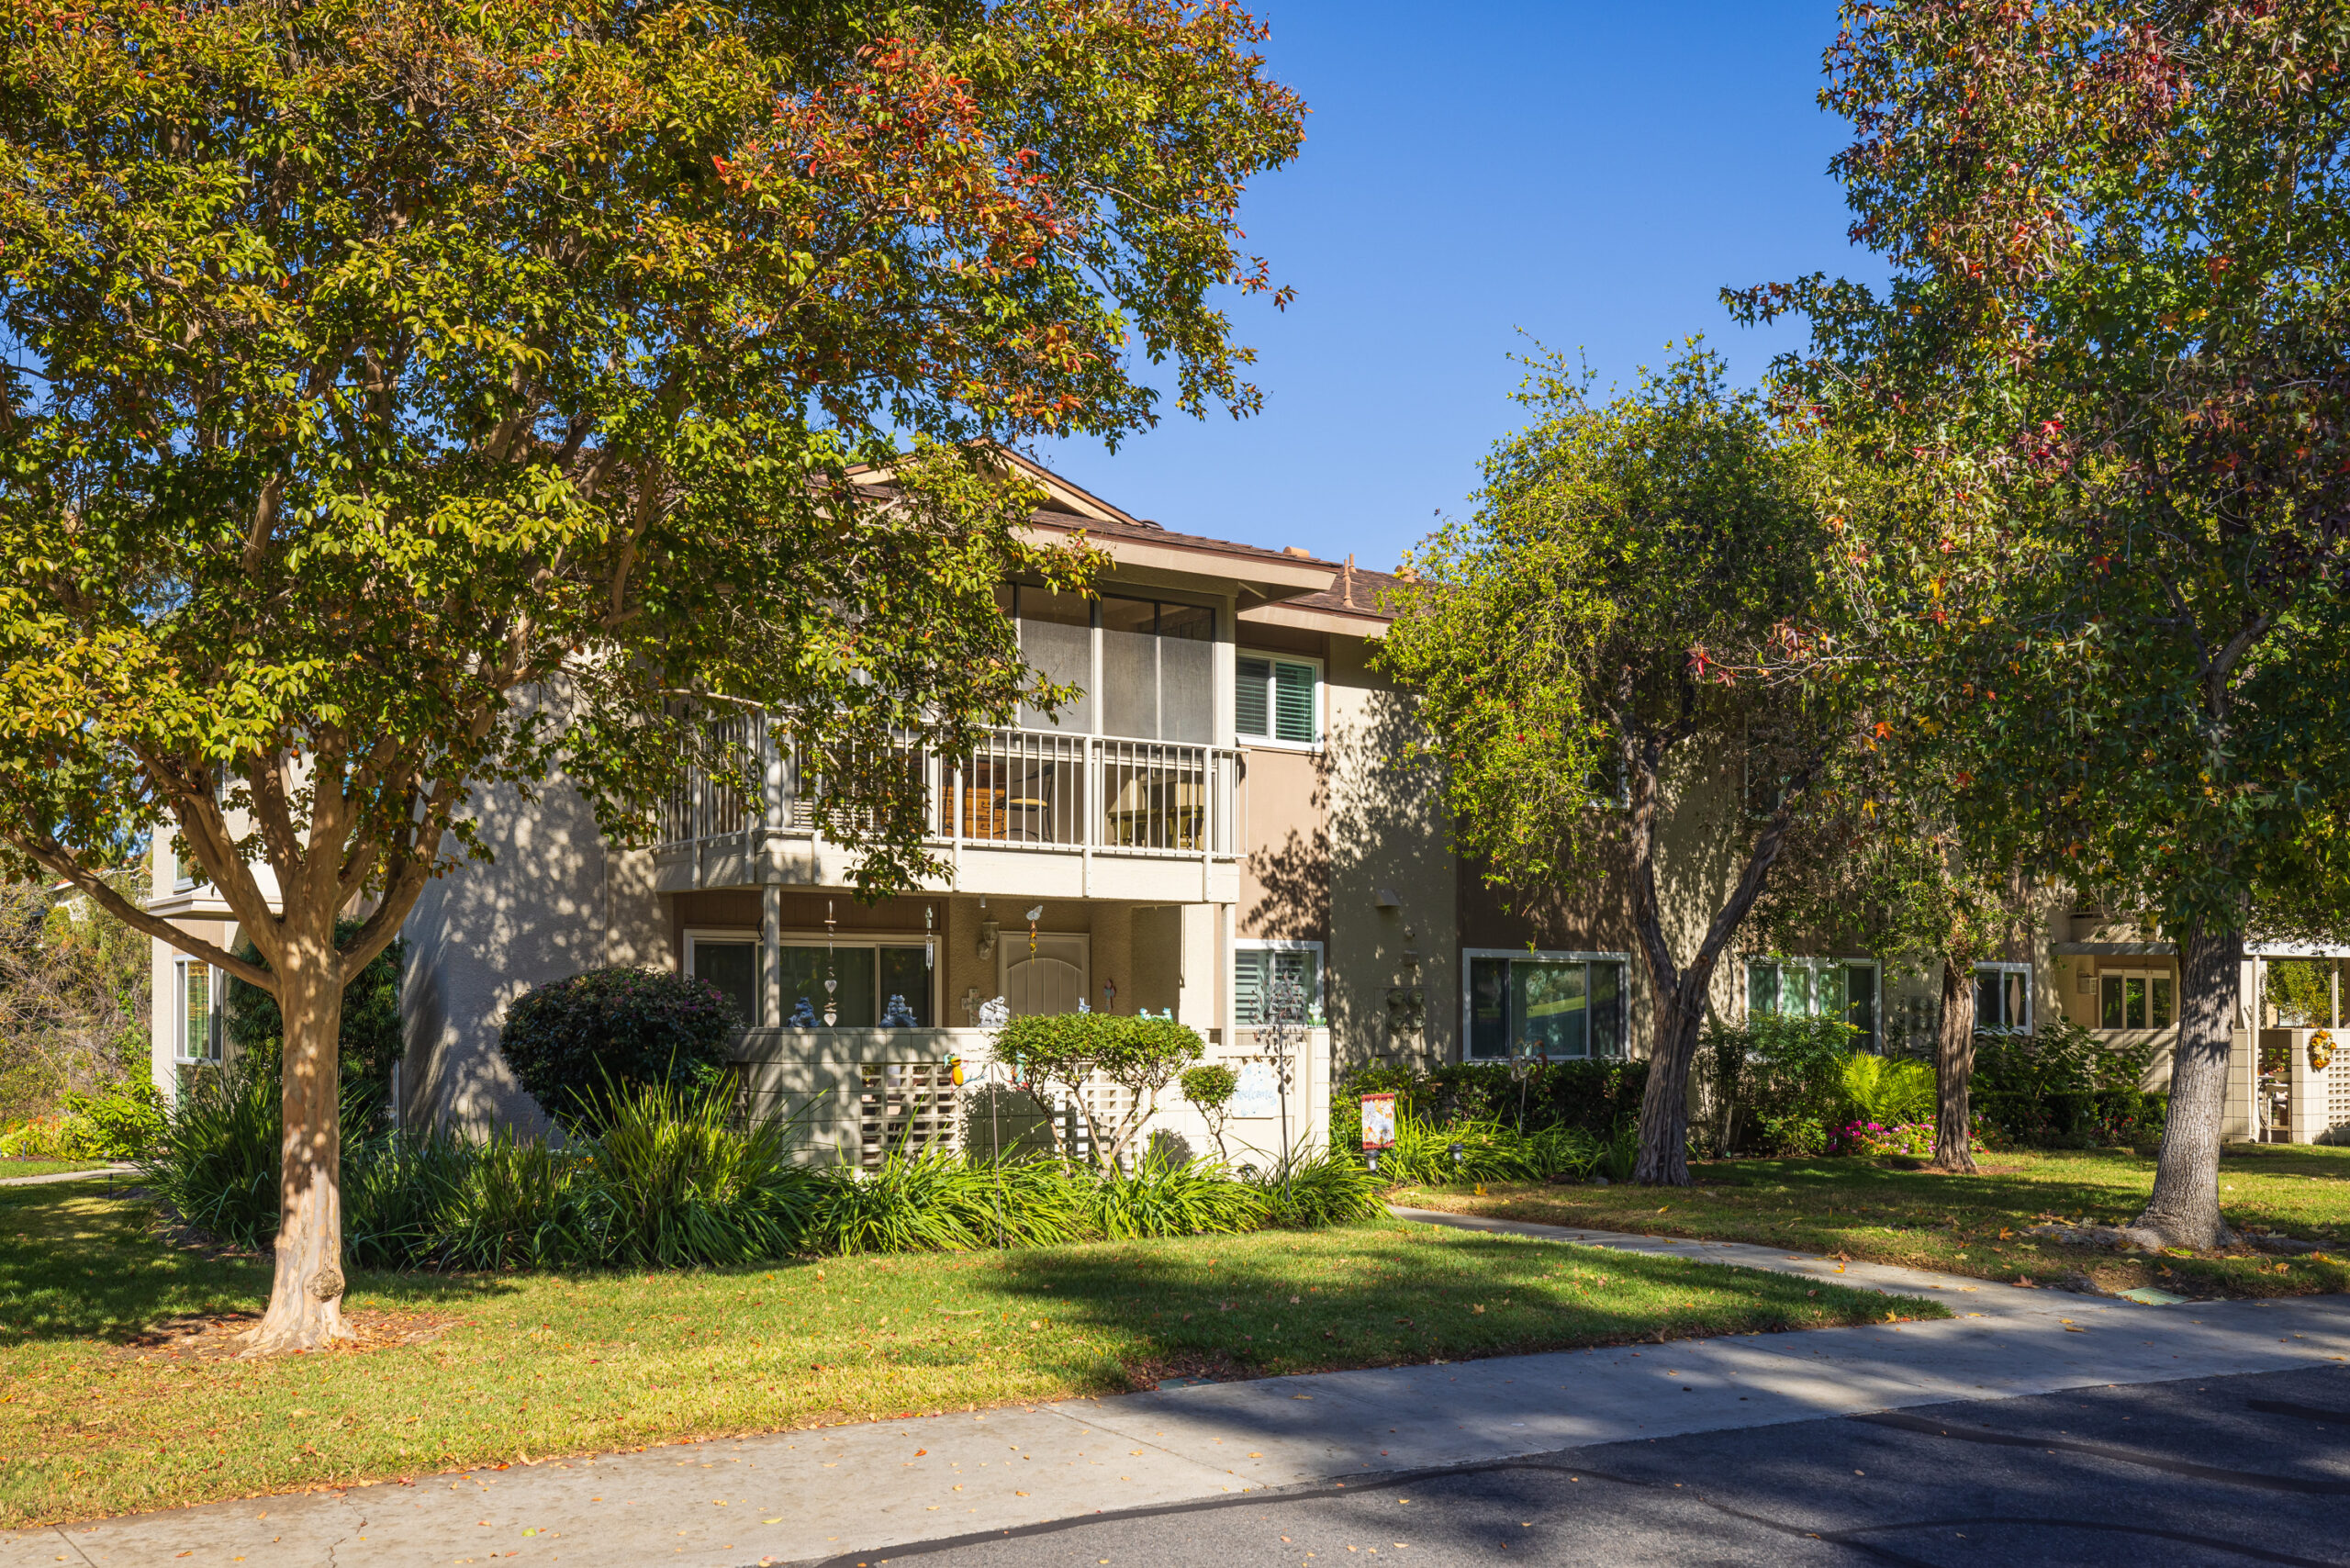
[653,719,1240,902]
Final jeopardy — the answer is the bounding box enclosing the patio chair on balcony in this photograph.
[1106,775,1205,850]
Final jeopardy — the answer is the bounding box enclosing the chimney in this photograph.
[1343,554,1357,608]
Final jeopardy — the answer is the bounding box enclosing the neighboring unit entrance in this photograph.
[1001,933,1090,1015]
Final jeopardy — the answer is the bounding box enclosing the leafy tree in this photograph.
[1180,1062,1239,1165]
[1733,1,2350,1246]
[996,1011,1204,1172]
[1380,347,1854,1185]
[1751,758,2032,1171]
[0,871,149,1124]
[0,0,1304,1348]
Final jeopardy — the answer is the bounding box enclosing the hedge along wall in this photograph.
[1330,1060,1649,1150]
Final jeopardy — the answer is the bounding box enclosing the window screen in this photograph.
[1014,588,1093,733]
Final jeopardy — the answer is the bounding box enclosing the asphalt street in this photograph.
[822,1363,2350,1568]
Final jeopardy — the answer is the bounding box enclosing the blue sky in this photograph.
[1035,1,1882,569]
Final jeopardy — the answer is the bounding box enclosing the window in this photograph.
[174,958,221,1062]
[2096,969,2172,1032]
[1747,958,1880,1049]
[1464,950,1628,1061]
[1236,655,1319,746]
[1235,941,1324,1025]
[1976,963,2035,1033]
[685,930,760,1028]
[1005,585,1217,742]
[778,938,936,1028]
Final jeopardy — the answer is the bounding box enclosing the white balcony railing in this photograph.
[658,721,1235,859]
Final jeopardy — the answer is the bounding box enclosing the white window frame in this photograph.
[1460,947,1632,1062]
[1234,938,1326,1026]
[1746,956,1883,1049]
[2089,965,2173,1034]
[173,956,223,1062]
[682,926,763,1029]
[1975,960,2036,1035]
[777,928,944,1029]
[1234,651,1324,751]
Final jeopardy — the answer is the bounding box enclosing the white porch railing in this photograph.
[657,721,1236,858]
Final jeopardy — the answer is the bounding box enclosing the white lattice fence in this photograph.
[857,1063,963,1167]
[856,1065,1141,1168]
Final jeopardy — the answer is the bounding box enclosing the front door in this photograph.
[1001,933,1090,1015]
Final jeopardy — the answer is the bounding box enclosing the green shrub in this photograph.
[1526,1124,1606,1181]
[0,1079,164,1159]
[1180,1063,1239,1161]
[137,1057,282,1248]
[1084,1154,1263,1239]
[0,1117,66,1159]
[1330,1059,1647,1151]
[497,968,736,1134]
[1598,1118,1640,1182]
[423,1134,593,1271]
[996,1012,1204,1170]
[1839,1051,1935,1127]
[1974,1020,2165,1146]
[1697,1013,1854,1156]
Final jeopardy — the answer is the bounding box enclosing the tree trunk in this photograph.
[2129,921,2243,1250]
[241,922,352,1354]
[1633,978,1708,1186]
[1930,956,1977,1172]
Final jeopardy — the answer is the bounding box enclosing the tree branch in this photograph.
[8,836,273,988]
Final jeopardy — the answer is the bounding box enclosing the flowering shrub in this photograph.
[1832,1118,1989,1159]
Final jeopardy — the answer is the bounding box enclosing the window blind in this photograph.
[1237,656,1316,744]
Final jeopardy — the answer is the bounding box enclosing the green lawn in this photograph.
[0,1183,1937,1528]
[0,1159,114,1181]
[1393,1144,2350,1300]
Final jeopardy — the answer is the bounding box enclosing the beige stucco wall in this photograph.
[399,775,665,1137]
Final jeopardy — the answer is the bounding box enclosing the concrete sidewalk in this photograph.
[9,1224,2348,1568]
[0,1164,129,1189]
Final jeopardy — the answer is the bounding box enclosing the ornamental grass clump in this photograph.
[136,1055,283,1249]
[1248,1146,1387,1227]
[803,1148,1086,1255]
[585,1080,823,1267]
[1084,1153,1263,1239]
[1373,1115,1541,1186]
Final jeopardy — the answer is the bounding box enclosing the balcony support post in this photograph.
[761,881,782,1032]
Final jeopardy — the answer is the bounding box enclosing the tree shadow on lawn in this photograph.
[0,1185,513,1347]
[922,1220,1935,1384]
